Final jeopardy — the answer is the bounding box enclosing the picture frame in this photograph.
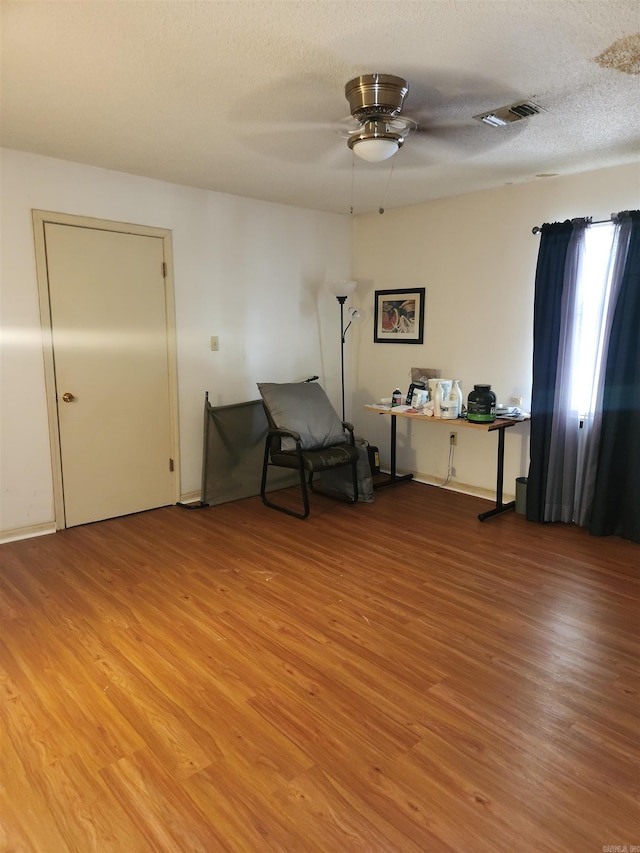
[373,288,425,344]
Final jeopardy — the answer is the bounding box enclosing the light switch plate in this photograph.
[210,336,219,351]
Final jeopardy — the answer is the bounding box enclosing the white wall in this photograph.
[0,149,352,538]
[350,163,640,499]
[3,151,637,537]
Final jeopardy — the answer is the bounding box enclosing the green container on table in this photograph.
[467,384,496,423]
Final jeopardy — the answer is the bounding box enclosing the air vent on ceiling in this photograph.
[474,100,547,127]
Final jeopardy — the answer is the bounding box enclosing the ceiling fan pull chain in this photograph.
[350,156,355,215]
[379,159,396,215]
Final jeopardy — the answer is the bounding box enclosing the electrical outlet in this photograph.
[510,396,523,407]
[449,432,457,445]
[210,336,219,352]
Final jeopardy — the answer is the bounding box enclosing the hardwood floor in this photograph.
[1,483,638,852]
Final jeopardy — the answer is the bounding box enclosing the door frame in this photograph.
[32,210,181,529]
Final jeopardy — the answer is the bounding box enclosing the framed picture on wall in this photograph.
[373,288,425,344]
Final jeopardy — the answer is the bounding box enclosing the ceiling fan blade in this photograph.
[333,115,363,138]
[236,127,344,165]
[415,117,529,160]
[234,72,344,128]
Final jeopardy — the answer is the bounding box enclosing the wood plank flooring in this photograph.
[1,483,638,852]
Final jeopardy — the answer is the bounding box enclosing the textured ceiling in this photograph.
[1,0,639,214]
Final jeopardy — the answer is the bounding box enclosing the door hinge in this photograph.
[169,458,174,472]
[162,262,167,278]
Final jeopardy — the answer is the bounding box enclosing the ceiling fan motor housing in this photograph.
[345,73,409,119]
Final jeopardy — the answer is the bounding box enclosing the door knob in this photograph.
[61,392,76,403]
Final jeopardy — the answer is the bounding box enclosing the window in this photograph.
[570,222,616,420]
[529,209,639,540]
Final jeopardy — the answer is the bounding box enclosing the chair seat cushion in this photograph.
[270,444,359,472]
[258,382,346,450]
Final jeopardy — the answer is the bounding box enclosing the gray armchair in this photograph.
[257,381,359,519]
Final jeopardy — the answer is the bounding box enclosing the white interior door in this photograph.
[43,222,175,527]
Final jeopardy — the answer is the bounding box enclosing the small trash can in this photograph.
[515,476,528,515]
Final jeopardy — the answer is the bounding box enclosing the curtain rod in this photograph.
[531,214,617,235]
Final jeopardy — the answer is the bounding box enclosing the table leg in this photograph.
[374,413,414,490]
[478,425,515,521]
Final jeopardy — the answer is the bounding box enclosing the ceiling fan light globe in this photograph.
[352,138,399,162]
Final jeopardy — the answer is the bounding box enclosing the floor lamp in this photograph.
[326,280,358,421]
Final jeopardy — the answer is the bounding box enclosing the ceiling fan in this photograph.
[234,71,542,170]
[341,73,417,162]
[339,72,545,164]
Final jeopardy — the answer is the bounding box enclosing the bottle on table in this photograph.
[440,386,459,419]
[452,380,463,414]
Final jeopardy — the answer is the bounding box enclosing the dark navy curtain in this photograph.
[589,211,640,542]
[526,221,575,522]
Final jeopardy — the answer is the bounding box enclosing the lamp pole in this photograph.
[336,295,347,421]
[326,280,357,422]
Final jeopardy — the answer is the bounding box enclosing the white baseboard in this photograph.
[387,470,515,503]
[178,491,203,505]
[2,496,204,543]
[1,522,57,544]
[0,483,512,543]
